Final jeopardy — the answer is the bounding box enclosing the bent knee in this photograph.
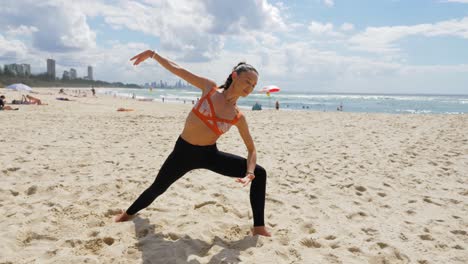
[254,165,267,179]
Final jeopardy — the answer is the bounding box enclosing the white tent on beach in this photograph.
[6,83,32,92]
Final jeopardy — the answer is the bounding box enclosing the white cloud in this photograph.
[0,0,286,63]
[349,17,468,53]
[340,23,355,31]
[71,0,286,62]
[203,0,286,34]
[0,0,96,52]
[0,34,29,61]
[308,21,334,34]
[6,25,38,36]
[324,0,335,7]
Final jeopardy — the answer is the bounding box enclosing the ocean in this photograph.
[97,87,468,114]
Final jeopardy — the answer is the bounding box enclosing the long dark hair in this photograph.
[219,62,258,90]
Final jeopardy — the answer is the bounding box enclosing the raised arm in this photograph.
[130,50,216,92]
[234,115,258,187]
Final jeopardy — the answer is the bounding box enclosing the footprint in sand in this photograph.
[356,186,368,193]
[347,211,367,219]
[399,233,408,241]
[5,167,21,173]
[103,208,121,217]
[406,210,416,215]
[376,242,389,249]
[164,232,181,241]
[300,222,317,234]
[348,247,361,254]
[102,237,115,245]
[419,234,434,241]
[450,230,467,236]
[137,228,150,238]
[88,231,99,237]
[194,200,229,212]
[266,197,284,205]
[361,228,378,236]
[18,231,58,246]
[276,229,290,246]
[194,200,217,209]
[453,245,464,250]
[300,238,321,248]
[25,185,37,195]
[423,197,442,206]
[66,237,115,252]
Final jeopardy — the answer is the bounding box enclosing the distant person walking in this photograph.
[275,100,280,110]
[337,102,343,111]
[114,49,271,237]
[91,86,96,96]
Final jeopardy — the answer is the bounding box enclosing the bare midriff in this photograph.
[180,111,221,146]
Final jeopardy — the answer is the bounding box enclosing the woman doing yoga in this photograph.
[115,50,270,237]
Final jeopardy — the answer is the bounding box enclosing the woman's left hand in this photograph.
[235,174,255,187]
[130,50,154,66]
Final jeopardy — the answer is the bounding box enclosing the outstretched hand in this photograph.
[130,50,155,66]
[235,174,255,187]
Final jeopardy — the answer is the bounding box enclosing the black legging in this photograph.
[126,136,267,226]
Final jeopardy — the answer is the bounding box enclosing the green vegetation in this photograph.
[0,72,140,88]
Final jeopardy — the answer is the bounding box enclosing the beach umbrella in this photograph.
[260,85,281,96]
[6,83,32,92]
[259,85,281,108]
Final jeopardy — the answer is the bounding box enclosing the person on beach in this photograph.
[23,95,47,105]
[114,50,271,237]
[0,95,19,110]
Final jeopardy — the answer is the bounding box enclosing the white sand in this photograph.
[1,88,467,264]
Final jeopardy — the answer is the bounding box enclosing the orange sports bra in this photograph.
[192,87,242,136]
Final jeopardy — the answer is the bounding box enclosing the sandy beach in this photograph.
[0,87,467,264]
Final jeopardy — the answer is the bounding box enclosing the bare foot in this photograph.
[114,210,134,222]
[252,226,272,237]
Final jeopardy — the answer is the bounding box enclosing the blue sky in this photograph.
[1,0,467,94]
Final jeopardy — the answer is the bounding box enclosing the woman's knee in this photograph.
[254,165,267,179]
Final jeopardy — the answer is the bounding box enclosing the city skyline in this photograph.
[2,58,192,88]
[144,79,192,89]
[1,1,468,94]
[3,58,93,81]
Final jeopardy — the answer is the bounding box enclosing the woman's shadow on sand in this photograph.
[132,216,259,264]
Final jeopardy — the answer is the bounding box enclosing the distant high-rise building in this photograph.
[62,70,70,80]
[70,68,77,79]
[16,64,25,76]
[3,63,30,76]
[87,66,93,81]
[47,59,56,79]
[23,64,31,76]
[4,64,16,75]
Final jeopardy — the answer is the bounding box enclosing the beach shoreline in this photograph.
[1,87,467,263]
